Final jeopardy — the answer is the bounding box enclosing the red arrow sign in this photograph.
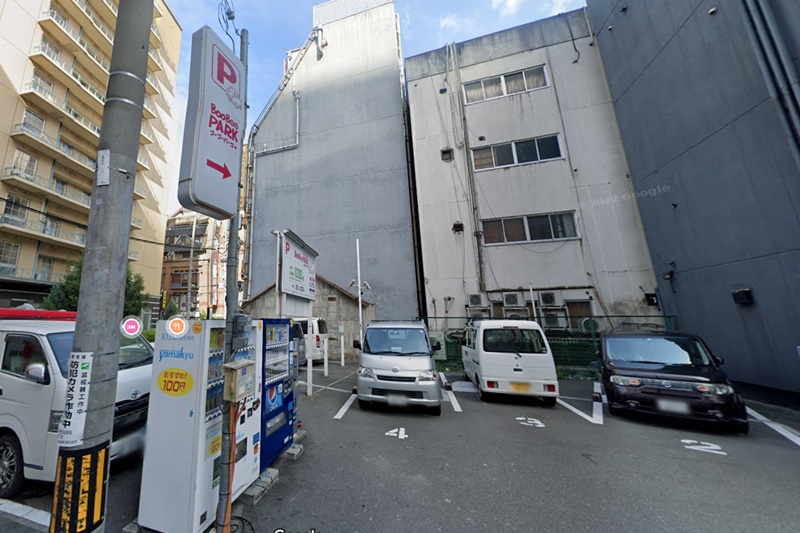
[206,159,232,179]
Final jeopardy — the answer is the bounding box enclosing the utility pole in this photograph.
[49,1,152,532]
[217,27,248,533]
[187,215,197,317]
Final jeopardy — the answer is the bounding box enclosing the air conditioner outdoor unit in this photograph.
[503,307,529,319]
[580,317,608,334]
[467,307,491,320]
[541,309,568,329]
[503,291,524,307]
[487,292,503,303]
[539,291,564,307]
[468,293,485,307]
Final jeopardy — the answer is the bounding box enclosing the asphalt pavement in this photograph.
[3,361,800,533]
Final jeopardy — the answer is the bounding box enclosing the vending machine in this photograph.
[138,319,263,533]
[258,319,296,470]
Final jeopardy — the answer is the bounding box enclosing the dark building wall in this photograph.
[587,0,800,392]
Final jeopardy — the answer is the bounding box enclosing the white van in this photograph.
[292,317,329,362]
[462,319,559,406]
[0,312,152,497]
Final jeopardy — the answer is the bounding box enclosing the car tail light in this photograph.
[316,335,321,348]
[487,381,498,389]
[545,384,556,392]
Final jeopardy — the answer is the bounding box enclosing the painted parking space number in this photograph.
[386,428,408,439]
[681,439,727,455]
[516,417,545,428]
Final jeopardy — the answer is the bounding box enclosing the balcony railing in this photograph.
[64,102,102,137]
[78,35,110,73]
[32,43,106,107]
[145,72,160,92]
[79,2,115,46]
[11,123,97,171]
[41,9,80,41]
[2,166,91,207]
[148,46,162,69]
[41,9,111,75]
[137,153,151,169]
[134,184,146,198]
[23,77,101,140]
[0,214,87,247]
[0,266,64,283]
[132,216,143,227]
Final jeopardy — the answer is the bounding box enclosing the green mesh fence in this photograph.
[422,314,676,374]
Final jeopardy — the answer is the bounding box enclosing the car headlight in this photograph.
[610,375,642,387]
[358,367,374,378]
[418,370,437,382]
[694,383,734,395]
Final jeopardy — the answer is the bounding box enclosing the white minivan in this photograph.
[462,319,559,406]
[0,312,152,497]
[292,317,329,362]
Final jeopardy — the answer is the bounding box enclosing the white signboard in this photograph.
[57,352,93,447]
[178,25,244,220]
[282,233,317,300]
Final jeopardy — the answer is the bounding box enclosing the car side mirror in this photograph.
[24,363,48,385]
[432,341,442,352]
[713,355,725,365]
[353,340,361,350]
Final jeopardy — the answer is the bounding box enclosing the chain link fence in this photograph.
[423,315,677,375]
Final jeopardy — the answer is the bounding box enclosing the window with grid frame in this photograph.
[0,241,20,274]
[12,150,38,177]
[483,212,577,244]
[3,195,30,226]
[22,109,45,135]
[472,134,561,171]
[463,65,549,104]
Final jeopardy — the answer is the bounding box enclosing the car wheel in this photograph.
[476,376,489,402]
[358,399,370,411]
[429,405,442,416]
[0,433,24,498]
[540,396,557,408]
[731,421,749,435]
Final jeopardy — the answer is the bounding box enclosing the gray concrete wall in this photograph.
[249,1,418,320]
[242,277,377,361]
[587,0,800,392]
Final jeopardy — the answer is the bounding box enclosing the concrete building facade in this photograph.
[0,0,181,307]
[244,0,421,321]
[161,208,228,319]
[405,10,660,332]
[242,274,377,361]
[586,0,800,393]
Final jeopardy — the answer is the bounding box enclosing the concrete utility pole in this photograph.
[187,215,198,317]
[49,1,153,532]
[217,27,248,533]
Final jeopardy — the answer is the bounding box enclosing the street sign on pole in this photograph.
[178,26,244,220]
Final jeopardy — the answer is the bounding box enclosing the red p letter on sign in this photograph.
[212,45,238,90]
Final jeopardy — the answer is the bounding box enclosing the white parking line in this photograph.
[557,398,603,425]
[747,407,800,448]
[298,381,352,394]
[447,390,462,412]
[334,394,357,419]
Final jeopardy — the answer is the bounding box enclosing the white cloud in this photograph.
[491,0,525,18]
[439,13,475,32]
[403,3,414,42]
[544,0,584,16]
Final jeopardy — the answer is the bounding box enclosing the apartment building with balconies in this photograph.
[0,0,181,308]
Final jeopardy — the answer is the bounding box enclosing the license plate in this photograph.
[656,399,690,414]
[510,382,531,393]
[387,395,408,406]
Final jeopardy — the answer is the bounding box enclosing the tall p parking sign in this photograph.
[178,26,245,219]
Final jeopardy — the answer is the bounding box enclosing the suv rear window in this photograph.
[47,332,154,377]
[317,319,327,334]
[483,328,548,354]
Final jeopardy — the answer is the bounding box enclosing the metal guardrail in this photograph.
[0,214,87,247]
[2,166,91,207]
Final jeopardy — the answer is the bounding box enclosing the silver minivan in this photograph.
[353,321,442,415]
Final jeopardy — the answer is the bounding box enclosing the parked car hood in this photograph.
[607,362,727,383]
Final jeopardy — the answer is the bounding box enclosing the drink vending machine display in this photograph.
[259,319,296,470]
[138,320,263,533]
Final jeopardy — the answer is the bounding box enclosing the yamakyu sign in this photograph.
[281,230,318,300]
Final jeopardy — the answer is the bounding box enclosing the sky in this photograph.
[160,0,586,211]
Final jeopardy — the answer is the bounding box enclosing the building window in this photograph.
[54,179,68,195]
[36,256,54,281]
[2,195,30,227]
[472,135,562,171]
[32,70,53,96]
[22,109,45,136]
[463,65,548,104]
[12,150,38,177]
[482,212,577,245]
[0,241,20,276]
